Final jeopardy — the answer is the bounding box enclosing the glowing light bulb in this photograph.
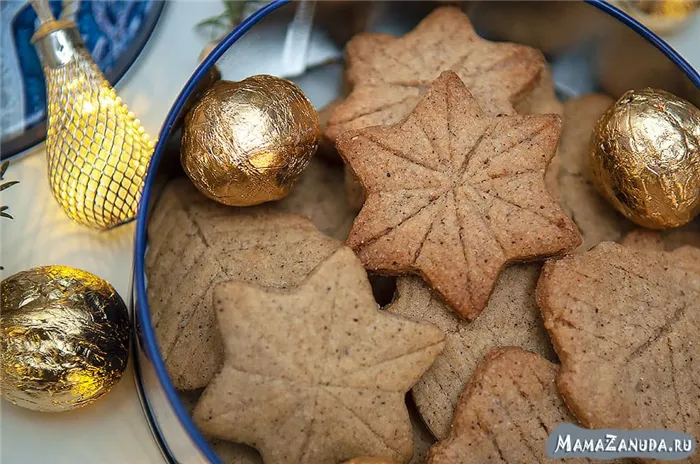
[31,3,154,229]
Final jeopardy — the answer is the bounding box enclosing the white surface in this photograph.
[0,2,224,463]
[0,3,699,463]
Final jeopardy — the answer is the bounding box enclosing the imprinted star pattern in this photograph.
[337,71,581,320]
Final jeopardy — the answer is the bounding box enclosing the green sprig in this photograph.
[0,160,18,219]
[0,159,14,271]
[195,1,247,39]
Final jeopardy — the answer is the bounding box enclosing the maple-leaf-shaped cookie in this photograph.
[337,71,581,320]
[428,348,584,464]
[193,247,445,464]
[537,242,700,463]
[326,7,544,141]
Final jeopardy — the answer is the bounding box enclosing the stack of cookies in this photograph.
[147,6,700,464]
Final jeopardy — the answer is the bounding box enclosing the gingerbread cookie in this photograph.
[327,6,544,141]
[317,98,344,162]
[388,264,556,439]
[428,348,580,464]
[408,395,436,464]
[537,242,700,463]
[337,71,580,320]
[557,94,630,251]
[276,158,355,241]
[146,179,342,390]
[193,247,445,464]
[178,390,263,464]
[513,66,563,116]
[621,223,700,252]
[343,458,401,464]
[619,229,665,252]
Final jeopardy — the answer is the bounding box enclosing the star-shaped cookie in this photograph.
[537,242,700,463]
[337,71,581,320]
[193,247,445,464]
[326,6,544,141]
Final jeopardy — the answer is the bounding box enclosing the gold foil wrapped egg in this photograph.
[181,75,320,206]
[590,88,700,229]
[0,266,130,412]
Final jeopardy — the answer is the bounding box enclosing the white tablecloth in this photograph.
[1,3,698,463]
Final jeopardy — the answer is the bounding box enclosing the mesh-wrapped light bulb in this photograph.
[31,1,154,229]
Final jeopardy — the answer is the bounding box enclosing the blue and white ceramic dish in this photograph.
[0,0,164,159]
[131,1,700,463]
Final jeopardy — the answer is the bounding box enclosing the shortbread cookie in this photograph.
[193,247,445,464]
[558,94,630,251]
[664,222,700,250]
[513,66,563,116]
[327,6,544,141]
[146,179,341,390]
[537,242,700,463]
[345,165,365,212]
[344,458,401,464]
[276,158,355,241]
[388,264,556,439]
[318,98,343,162]
[178,390,263,464]
[342,64,562,211]
[428,348,582,463]
[337,71,581,320]
[408,396,436,464]
[619,229,665,251]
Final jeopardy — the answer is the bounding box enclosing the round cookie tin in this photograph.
[131,1,700,463]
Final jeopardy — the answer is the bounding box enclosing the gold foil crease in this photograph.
[0,266,130,412]
[181,75,320,206]
[590,88,700,229]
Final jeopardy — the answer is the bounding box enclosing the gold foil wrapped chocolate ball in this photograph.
[181,75,320,206]
[590,88,700,229]
[0,266,130,412]
[618,1,700,35]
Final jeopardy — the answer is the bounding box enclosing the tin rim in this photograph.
[132,1,700,463]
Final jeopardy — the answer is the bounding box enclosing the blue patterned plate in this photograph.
[0,0,165,160]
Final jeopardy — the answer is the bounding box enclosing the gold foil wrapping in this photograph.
[618,1,700,34]
[181,75,320,206]
[590,88,700,229]
[0,266,130,412]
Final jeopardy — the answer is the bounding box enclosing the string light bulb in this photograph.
[30,0,154,229]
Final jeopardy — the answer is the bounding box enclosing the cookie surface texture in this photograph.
[326,6,544,141]
[428,348,581,464]
[557,94,629,251]
[337,71,581,320]
[146,179,342,390]
[193,247,445,464]
[537,242,700,463]
[388,264,557,439]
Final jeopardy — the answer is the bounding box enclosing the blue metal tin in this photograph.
[131,2,700,463]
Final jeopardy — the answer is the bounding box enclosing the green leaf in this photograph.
[0,161,8,180]
[0,206,7,212]
[0,181,19,192]
[1,211,14,219]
